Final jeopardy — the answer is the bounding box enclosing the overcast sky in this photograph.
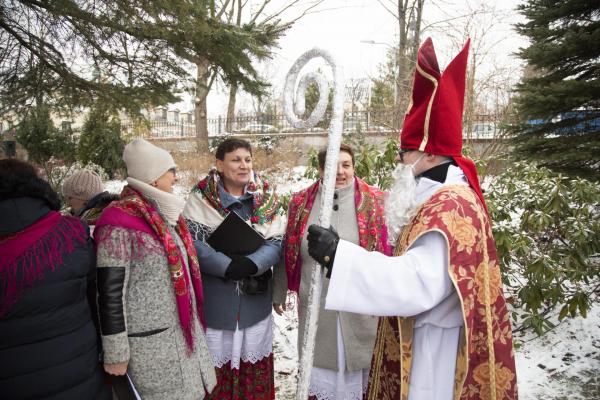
[193,0,528,117]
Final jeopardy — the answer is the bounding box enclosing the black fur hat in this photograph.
[0,159,61,211]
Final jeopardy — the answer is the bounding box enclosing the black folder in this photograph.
[207,211,265,256]
[110,374,140,400]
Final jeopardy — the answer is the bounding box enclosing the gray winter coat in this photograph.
[274,180,379,372]
[96,223,216,400]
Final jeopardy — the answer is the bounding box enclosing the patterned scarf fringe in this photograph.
[0,216,87,318]
[94,225,164,263]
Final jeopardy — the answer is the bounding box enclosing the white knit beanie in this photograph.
[122,139,176,184]
[62,169,104,201]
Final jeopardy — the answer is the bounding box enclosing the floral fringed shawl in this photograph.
[95,186,205,353]
[284,177,391,293]
[184,168,286,240]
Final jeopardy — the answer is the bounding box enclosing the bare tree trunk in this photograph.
[391,0,425,129]
[401,0,424,129]
[195,58,211,153]
[225,83,238,132]
[225,0,243,133]
[395,0,408,129]
[410,0,425,62]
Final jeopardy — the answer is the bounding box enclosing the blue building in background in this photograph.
[528,110,600,135]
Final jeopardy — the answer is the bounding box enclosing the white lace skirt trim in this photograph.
[205,314,273,369]
[308,317,369,400]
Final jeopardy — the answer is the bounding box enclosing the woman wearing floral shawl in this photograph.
[183,138,285,400]
[95,139,216,400]
[274,143,390,399]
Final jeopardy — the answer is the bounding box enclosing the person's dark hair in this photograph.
[215,138,252,160]
[0,159,61,210]
[317,143,355,170]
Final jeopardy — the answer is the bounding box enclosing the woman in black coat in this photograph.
[0,159,110,400]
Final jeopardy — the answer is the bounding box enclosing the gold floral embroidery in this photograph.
[384,326,401,363]
[473,362,516,399]
[370,185,517,400]
[475,260,502,305]
[453,329,468,399]
[471,330,488,355]
[399,317,415,399]
[379,367,400,400]
[494,323,513,346]
[440,209,478,254]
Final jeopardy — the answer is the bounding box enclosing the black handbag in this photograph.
[241,269,272,295]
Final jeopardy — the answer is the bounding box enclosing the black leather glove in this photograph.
[307,224,339,278]
[225,256,258,280]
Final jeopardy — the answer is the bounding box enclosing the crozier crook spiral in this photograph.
[283,48,344,135]
[283,48,345,400]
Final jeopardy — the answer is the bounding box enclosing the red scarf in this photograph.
[0,211,87,317]
[284,177,391,293]
[95,186,204,353]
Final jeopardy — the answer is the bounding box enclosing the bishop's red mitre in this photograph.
[400,37,488,213]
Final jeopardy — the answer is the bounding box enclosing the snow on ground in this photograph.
[273,310,300,399]
[514,301,600,400]
[270,166,313,197]
[272,301,600,399]
[105,168,599,399]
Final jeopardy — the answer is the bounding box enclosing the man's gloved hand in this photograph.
[225,256,258,280]
[307,224,339,278]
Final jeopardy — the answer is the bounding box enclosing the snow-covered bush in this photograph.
[256,135,279,154]
[209,133,233,153]
[48,161,109,203]
[488,162,600,335]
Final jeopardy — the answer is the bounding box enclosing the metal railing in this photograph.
[121,110,506,139]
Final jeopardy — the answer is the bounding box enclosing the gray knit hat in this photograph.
[62,169,104,201]
[122,138,176,184]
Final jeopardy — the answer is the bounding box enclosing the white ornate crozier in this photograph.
[283,48,344,400]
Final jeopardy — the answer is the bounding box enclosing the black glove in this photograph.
[307,224,339,278]
[225,256,258,280]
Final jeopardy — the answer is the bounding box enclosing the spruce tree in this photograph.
[78,105,125,178]
[513,0,600,180]
[1,1,285,116]
[15,103,75,165]
[369,47,396,113]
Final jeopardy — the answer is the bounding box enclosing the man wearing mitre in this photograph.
[306,37,518,400]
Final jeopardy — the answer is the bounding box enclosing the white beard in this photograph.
[385,163,419,246]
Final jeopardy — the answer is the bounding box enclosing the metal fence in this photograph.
[121,110,505,139]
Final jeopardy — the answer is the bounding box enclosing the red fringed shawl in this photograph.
[0,211,87,317]
[95,186,205,353]
[284,177,391,293]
